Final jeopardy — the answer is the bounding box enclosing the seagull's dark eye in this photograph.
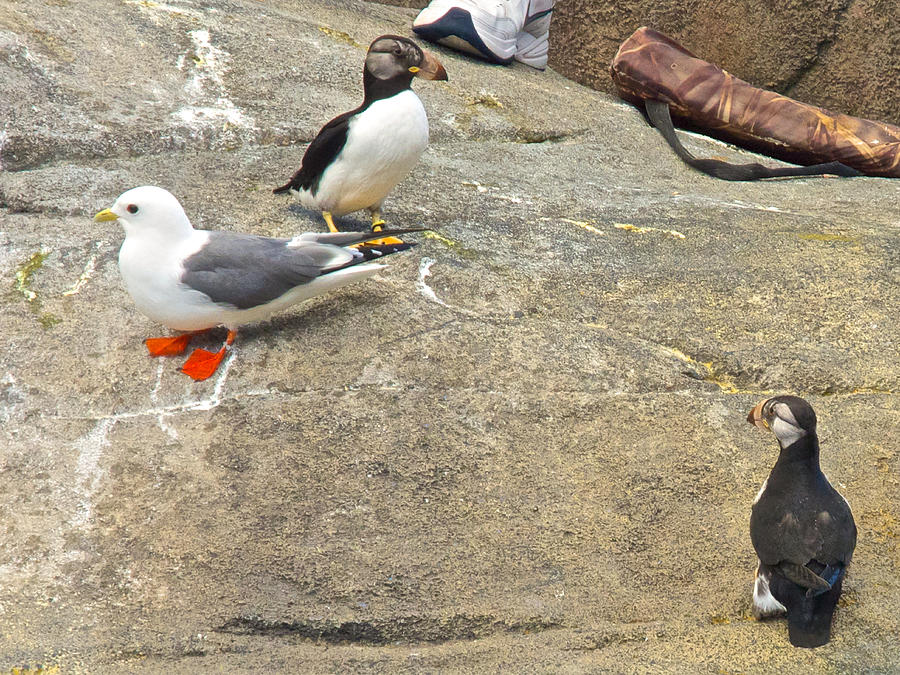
[127,204,139,214]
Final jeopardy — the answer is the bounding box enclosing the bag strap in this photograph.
[644,99,862,180]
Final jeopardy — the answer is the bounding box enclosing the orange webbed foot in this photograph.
[145,332,202,357]
[178,330,236,381]
[180,347,227,381]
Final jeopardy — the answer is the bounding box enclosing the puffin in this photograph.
[274,35,447,243]
[746,395,857,648]
[94,186,424,381]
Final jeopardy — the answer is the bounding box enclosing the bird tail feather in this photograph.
[769,564,845,648]
[785,579,843,648]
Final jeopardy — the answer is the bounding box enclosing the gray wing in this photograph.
[181,232,356,309]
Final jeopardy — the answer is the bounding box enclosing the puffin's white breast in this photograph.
[304,89,429,216]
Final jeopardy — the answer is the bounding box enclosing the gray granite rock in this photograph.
[1,0,898,672]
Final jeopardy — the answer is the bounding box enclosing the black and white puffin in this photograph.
[747,395,857,648]
[274,35,447,243]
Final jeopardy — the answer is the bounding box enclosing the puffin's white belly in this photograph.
[300,90,429,216]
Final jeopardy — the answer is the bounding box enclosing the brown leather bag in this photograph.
[610,26,900,179]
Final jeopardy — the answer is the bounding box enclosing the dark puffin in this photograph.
[746,395,857,648]
[274,35,447,243]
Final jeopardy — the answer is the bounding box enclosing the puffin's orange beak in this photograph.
[413,49,448,81]
[747,399,770,430]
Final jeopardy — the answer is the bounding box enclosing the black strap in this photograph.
[644,99,862,181]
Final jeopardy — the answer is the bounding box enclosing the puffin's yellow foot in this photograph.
[351,217,405,247]
[322,211,339,233]
[362,218,404,246]
[370,209,386,229]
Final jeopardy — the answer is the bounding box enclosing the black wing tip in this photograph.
[273,181,294,195]
[354,241,418,262]
[362,241,418,253]
[365,227,429,238]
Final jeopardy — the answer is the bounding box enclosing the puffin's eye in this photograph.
[127,204,139,214]
[393,45,403,56]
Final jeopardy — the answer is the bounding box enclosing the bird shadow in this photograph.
[191,289,397,351]
[284,204,372,232]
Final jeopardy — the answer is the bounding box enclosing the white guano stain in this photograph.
[66,349,238,529]
[0,128,7,172]
[126,0,202,21]
[71,418,115,527]
[416,257,450,308]
[671,193,807,216]
[62,242,105,296]
[174,29,255,132]
[150,360,179,440]
[0,373,25,424]
[460,180,531,205]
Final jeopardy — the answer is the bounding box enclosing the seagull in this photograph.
[273,35,447,243]
[94,185,423,380]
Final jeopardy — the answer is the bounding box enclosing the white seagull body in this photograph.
[95,185,422,379]
[118,224,388,332]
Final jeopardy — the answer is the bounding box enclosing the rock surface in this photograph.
[1,0,899,672]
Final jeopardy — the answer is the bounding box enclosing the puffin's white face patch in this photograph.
[772,401,799,427]
[771,416,805,448]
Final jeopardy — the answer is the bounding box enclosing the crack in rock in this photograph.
[217,614,561,645]
[782,0,856,94]
[660,343,899,397]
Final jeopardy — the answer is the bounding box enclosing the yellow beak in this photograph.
[93,208,118,222]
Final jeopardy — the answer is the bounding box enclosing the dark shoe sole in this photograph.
[414,8,513,65]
